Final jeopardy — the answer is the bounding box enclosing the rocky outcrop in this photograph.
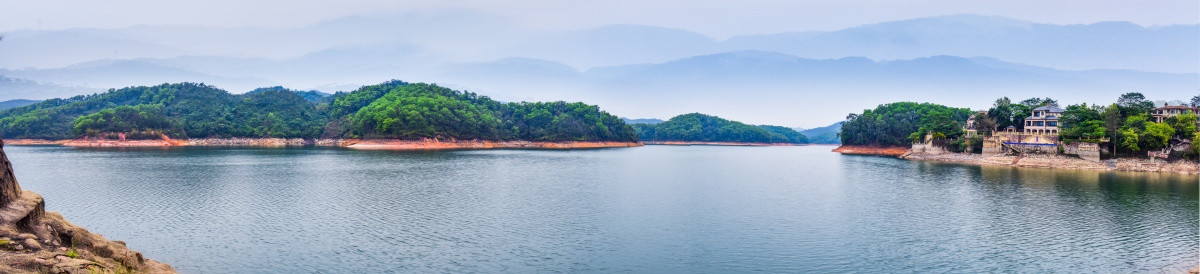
[0,145,21,207]
[0,138,174,273]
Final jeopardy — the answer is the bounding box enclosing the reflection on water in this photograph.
[4,145,1196,273]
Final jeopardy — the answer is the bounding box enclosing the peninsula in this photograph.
[834,95,1200,175]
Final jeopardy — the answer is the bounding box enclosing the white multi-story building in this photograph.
[1023,106,1063,135]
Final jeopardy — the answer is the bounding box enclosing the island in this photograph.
[632,113,809,146]
[0,81,642,150]
[834,94,1200,174]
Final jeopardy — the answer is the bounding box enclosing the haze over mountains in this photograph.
[0,12,1195,128]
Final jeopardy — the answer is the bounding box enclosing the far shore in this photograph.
[834,145,1199,175]
[4,138,643,150]
[643,141,806,146]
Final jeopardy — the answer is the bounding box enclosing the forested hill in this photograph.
[0,81,639,142]
[839,102,972,147]
[632,113,808,144]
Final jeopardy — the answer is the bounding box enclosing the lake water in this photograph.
[4,145,1197,273]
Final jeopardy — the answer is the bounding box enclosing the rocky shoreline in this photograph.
[9,138,642,150]
[0,139,174,273]
[643,141,803,146]
[834,145,1200,175]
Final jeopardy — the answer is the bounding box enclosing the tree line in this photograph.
[0,81,639,142]
[633,113,809,144]
[839,102,973,147]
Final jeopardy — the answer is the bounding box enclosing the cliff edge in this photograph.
[0,138,174,273]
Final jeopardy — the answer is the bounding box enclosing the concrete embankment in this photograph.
[831,145,910,157]
[644,141,802,146]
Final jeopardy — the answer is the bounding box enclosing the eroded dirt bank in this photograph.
[831,145,910,157]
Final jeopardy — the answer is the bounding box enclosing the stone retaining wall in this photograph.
[1063,142,1101,162]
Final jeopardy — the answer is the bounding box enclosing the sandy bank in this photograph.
[644,141,802,146]
[344,139,642,150]
[831,145,910,157]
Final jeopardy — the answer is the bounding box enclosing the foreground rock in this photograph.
[0,138,173,273]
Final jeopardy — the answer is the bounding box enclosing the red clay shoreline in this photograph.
[831,145,910,157]
[5,138,643,150]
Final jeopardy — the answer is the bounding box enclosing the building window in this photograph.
[1048,121,1057,127]
[1036,121,1044,126]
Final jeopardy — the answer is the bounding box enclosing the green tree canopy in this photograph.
[840,102,971,146]
[633,113,806,143]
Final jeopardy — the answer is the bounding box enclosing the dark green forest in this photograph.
[839,102,972,147]
[0,81,638,142]
[633,113,808,144]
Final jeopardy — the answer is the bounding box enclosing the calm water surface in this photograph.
[4,145,1197,273]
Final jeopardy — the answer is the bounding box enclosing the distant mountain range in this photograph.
[2,51,1192,127]
[0,100,37,111]
[4,14,1193,73]
[799,122,843,144]
[0,75,101,100]
[0,13,1194,127]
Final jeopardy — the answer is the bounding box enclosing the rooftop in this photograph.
[1153,105,1198,110]
[1032,105,1064,112]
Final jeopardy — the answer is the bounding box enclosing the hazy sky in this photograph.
[3,0,1197,37]
[1,0,1196,128]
